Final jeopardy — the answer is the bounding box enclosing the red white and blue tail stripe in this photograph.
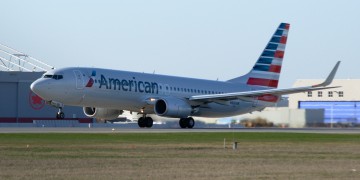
[227,23,290,89]
[247,23,289,88]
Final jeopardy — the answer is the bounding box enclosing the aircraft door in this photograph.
[74,70,85,89]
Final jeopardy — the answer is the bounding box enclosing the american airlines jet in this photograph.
[31,23,340,128]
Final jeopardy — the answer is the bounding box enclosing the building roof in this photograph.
[0,71,44,82]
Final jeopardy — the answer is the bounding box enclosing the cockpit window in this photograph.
[53,75,63,80]
[43,74,63,80]
[44,74,53,78]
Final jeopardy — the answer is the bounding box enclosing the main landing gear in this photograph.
[179,117,195,129]
[137,115,195,129]
[138,115,153,128]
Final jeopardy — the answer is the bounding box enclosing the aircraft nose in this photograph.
[31,80,41,94]
[30,80,49,99]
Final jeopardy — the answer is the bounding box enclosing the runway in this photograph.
[0,127,359,134]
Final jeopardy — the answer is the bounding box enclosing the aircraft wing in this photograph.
[189,61,341,102]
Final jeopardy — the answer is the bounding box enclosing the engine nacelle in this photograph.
[83,107,123,120]
[154,97,192,118]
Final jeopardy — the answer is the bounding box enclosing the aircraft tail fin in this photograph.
[228,23,290,89]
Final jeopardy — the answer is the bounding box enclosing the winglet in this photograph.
[313,61,341,87]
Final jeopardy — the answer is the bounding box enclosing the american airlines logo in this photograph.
[98,74,159,94]
[86,70,96,88]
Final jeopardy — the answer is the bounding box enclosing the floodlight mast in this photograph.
[0,63,12,71]
[0,49,46,71]
[0,57,32,71]
[0,43,55,72]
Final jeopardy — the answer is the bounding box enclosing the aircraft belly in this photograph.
[195,101,256,118]
[80,91,144,110]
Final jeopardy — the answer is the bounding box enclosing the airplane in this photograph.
[30,23,341,128]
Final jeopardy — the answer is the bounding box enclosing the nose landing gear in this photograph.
[46,101,65,119]
[56,108,65,119]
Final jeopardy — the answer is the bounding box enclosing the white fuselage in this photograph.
[31,67,273,118]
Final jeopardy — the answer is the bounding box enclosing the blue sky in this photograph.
[1,0,359,88]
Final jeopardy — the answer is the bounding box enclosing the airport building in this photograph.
[289,79,360,127]
[0,71,92,124]
[225,79,360,128]
[226,97,324,128]
[0,44,92,126]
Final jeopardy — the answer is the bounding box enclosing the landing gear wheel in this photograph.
[56,112,65,119]
[187,117,195,128]
[179,118,188,128]
[145,117,153,128]
[138,117,146,128]
[179,117,195,128]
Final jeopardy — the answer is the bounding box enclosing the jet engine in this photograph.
[83,107,123,120]
[154,97,192,118]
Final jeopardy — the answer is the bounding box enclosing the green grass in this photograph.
[1,132,358,143]
[0,132,359,179]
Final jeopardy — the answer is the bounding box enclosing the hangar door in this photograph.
[0,82,17,118]
[299,101,360,124]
